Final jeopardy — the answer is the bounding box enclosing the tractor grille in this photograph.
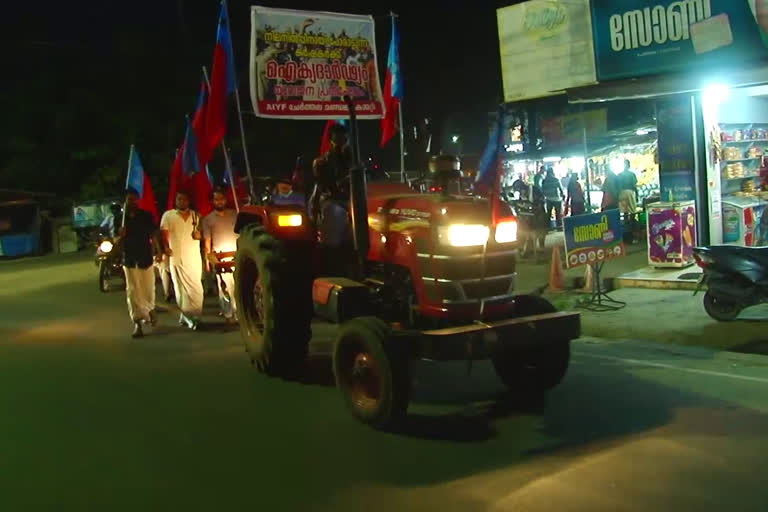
[418,248,517,304]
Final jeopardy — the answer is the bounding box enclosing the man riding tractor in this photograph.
[232,105,580,430]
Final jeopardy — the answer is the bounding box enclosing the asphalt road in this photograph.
[1,253,768,511]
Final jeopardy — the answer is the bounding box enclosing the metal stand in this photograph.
[578,262,626,312]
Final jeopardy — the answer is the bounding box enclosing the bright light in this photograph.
[543,156,561,163]
[99,240,113,253]
[505,143,523,153]
[528,164,536,171]
[440,208,448,215]
[495,220,518,244]
[636,129,650,135]
[452,135,460,143]
[702,83,729,108]
[276,214,303,227]
[439,224,489,247]
[610,158,624,173]
[513,162,526,173]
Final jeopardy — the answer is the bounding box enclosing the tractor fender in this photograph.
[234,211,265,234]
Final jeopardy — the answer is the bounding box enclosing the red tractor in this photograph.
[231,111,580,430]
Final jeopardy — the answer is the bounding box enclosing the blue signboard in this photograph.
[591,0,768,81]
[657,96,698,202]
[563,209,625,268]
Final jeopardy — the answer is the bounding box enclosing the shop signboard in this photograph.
[497,0,597,102]
[657,96,697,202]
[541,108,608,145]
[591,0,768,81]
[250,7,385,119]
[563,209,626,268]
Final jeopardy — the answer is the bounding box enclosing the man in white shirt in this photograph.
[203,187,239,322]
[161,191,204,330]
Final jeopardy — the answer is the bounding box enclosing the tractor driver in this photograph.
[310,123,354,248]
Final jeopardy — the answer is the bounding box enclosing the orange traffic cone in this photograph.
[582,264,594,294]
[548,245,566,292]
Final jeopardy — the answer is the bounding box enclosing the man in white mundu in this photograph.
[161,191,204,330]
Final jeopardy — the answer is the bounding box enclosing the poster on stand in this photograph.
[563,209,626,269]
[250,7,385,120]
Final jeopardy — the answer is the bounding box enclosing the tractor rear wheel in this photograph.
[333,317,410,429]
[235,225,312,377]
[492,295,571,393]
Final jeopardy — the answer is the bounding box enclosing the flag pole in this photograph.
[122,145,134,227]
[222,0,255,201]
[390,12,406,184]
[398,102,405,183]
[203,65,240,212]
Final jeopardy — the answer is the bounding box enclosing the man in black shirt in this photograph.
[310,123,353,247]
[119,187,160,338]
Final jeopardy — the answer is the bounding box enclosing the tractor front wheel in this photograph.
[235,225,312,377]
[333,317,410,429]
[492,295,571,393]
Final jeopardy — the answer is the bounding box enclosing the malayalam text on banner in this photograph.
[250,6,385,120]
[563,210,626,268]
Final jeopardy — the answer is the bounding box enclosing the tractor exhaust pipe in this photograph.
[345,96,369,279]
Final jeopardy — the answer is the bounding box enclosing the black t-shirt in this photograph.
[315,146,354,200]
[122,208,156,269]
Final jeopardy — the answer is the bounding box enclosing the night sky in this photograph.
[3,0,519,198]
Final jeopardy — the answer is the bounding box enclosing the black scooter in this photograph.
[693,245,768,321]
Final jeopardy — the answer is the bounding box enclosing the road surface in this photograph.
[1,253,767,511]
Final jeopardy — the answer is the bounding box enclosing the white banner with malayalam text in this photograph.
[497,0,598,102]
[250,6,385,120]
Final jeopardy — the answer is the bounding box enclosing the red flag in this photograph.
[167,149,188,211]
[192,81,212,169]
[192,169,213,217]
[126,147,159,223]
[380,18,403,147]
[205,3,236,159]
[319,120,335,155]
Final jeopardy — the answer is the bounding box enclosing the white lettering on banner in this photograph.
[609,0,712,52]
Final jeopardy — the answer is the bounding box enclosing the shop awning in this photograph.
[567,64,768,104]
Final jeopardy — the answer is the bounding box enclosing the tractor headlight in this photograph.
[276,214,303,227]
[494,220,518,244]
[438,224,490,247]
[99,240,114,253]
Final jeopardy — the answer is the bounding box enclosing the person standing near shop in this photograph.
[619,159,639,243]
[565,173,586,216]
[203,187,238,323]
[541,167,565,228]
[119,187,160,339]
[534,166,545,190]
[601,169,620,211]
[161,190,204,330]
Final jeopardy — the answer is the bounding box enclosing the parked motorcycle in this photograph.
[95,234,125,293]
[693,245,768,321]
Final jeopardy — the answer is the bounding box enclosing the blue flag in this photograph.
[476,111,504,188]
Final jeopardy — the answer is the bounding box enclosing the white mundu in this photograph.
[161,210,204,318]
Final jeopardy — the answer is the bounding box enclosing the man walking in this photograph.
[203,187,238,322]
[541,167,565,228]
[619,159,639,243]
[161,190,204,330]
[120,187,160,338]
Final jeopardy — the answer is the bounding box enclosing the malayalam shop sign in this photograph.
[249,7,385,120]
[591,0,768,80]
[563,210,625,268]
